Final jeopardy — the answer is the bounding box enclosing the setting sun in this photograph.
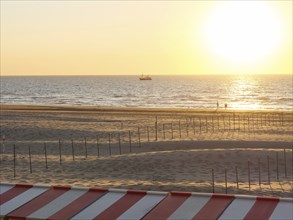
[202,1,283,65]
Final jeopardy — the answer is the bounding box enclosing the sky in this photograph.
[0,0,292,76]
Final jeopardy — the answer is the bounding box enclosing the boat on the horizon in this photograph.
[139,74,152,80]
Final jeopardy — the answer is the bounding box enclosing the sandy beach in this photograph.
[0,104,292,197]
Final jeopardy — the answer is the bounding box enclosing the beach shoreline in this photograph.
[1,103,292,113]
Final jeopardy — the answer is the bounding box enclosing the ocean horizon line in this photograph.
[1,73,291,77]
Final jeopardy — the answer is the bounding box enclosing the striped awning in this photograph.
[0,183,292,220]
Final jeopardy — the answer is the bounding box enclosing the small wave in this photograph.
[258,96,270,101]
[277,98,293,101]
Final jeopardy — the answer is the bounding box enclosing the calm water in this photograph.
[0,75,292,110]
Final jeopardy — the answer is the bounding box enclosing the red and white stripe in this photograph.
[0,183,49,217]
[218,195,256,220]
[167,193,211,220]
[0,183,292,220]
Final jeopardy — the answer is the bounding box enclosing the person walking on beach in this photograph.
[217,101,219,109]
[225,103,228,109]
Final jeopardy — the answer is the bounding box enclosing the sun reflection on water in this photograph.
[228,75,263,110]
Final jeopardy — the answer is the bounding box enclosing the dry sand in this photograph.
[0,104,292,197]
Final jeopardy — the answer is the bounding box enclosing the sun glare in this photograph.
[202,1,283,65]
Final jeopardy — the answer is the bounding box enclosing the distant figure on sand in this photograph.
[225,103,228,109]
[217,101,219,109]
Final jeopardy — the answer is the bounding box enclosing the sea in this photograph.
[0,75,292,110]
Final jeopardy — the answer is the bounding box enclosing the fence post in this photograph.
[193,118,196,135]
[284,149,287,178]
[44,143,48,169]
[235,166,239,189]
[28,145,32,173]
[291,145,293,176]
[212,116,214,133]
[13,144,16,177]
[118,133,121,155]
[84,137,88,159]
[223,116,225,131]
[138,127,141,147]
[147,126,150,143]
[71,139,75,161]
[243,115,245,130]
[267,155,270,184]
[237,115,241,131]
[129,131,132,153]
[108,133,112,156]
[233,112,236,131]
[1,134,5,154]
[199,117,202,133]
[155,116,158,141]
[58,139,62,165]
[212,168,215,193]
[248,160,251,190]
[225,169,228,194]
[276,152,279,180]
[258,157,261,187]
[96,136,99,157]
[171,123,174,139]
[179,120,182,138]
[205,116,208,132]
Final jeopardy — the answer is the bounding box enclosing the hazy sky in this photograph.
[1,0,292,76]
